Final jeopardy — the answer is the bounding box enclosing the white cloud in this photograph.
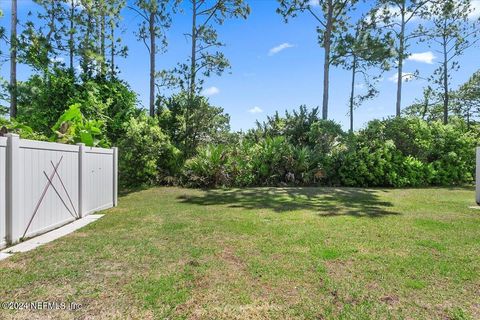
[469,0,480,20]
[201,86,220,96]
[388,72,415,83]
[407,51,435,64]
[376,5,422,23]
[248,106,263,114]
[268,43,295,56]
[355,83,365,89]
[382,1,480,22]
[308,0,320,6]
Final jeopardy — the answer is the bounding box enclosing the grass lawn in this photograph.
[0,187,479,319]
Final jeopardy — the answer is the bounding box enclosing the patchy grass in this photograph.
[0,187,479,319]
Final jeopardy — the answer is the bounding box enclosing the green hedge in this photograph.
[181,117,477,188]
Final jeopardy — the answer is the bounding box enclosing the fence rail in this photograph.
[0,134,117,248]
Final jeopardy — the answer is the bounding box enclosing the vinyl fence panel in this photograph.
[0,137,7,249]
[2,135,118,246]
[82,147,114,216]
[476,147,480,205]
[18,139,80,240]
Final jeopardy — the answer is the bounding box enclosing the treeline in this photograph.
[1,0,249,119]
[1,1,480,128]
[0,1,479,189]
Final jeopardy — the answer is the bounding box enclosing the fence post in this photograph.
[477,147,480,205]
[78,143,85,217]
[113,147,118,207]
[6,134,21,244]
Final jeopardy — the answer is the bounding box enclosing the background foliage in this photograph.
[0,0,479,189]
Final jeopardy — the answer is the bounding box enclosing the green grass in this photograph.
[1,187,479,319]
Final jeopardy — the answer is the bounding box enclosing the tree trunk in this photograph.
[69,0,75,71]
[83,9,93,78]
[189,0,197,98]
[10,0,17,118]
[395,11,406,117]
[149,12,155,117]
[45,1,55,74]
[322,1,333,120]
[421,100,427,120]
[349,56,357,133]
[100,8,106,77]
[467,109,470,129]
[185,0,198,157]
[442,36,449,125]
[110,25,115,77]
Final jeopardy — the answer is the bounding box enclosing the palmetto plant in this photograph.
[184,144,229,187]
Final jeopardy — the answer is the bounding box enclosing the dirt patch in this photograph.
[187,301,287,320]
[324,259,356,281]
[219,247,247,271]
[380,295,399,305]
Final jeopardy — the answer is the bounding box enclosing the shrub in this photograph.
[157,92,230,158]
[182,144,230,188]
[117,113,179,187]
[359,117,433,161]
[0,117,48,141]
[51,104,108,147]
[179,116,476,189]
[307,120,345,153]
[228,140,257,187]
[17,68,77,134]
[343,117,476,187]
[337,139,404,187]
[428,122,476,185]
[75,79,138,144]
[398,156,434,187]
[251,136,293,185]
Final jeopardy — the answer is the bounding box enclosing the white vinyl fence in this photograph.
[0,134,117,248]
[0,137,7,249]
[476,147,480,205]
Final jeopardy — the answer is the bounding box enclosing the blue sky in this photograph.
[1,0,480,131]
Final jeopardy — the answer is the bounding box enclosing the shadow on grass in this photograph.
[119,185,151,197]
[178,187,400,218]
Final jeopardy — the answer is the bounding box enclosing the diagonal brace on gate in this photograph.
[22,156,79,239]
[50,160,78,218]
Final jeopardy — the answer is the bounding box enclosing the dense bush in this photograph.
[73,79,139,144]
[181,116,477,188]
[348,117,476,186]
[51,104,108,147]
[16,69,138,144]
[117,113,180,188]
[4,91,478,189]
[335,139,433,187]
[182,144,230,187]
[0,117,48,141]
[157,92,230,158]
[17,68,78,134]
